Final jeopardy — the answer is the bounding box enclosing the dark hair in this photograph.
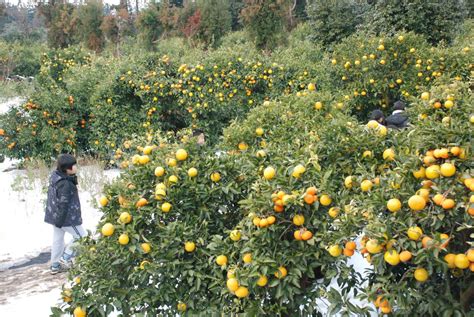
[370,109,385,121]
[192,129,204,137]
[393,101,406,111]
[57,154,77,173]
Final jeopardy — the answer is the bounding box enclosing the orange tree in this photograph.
[54,76,473,316]
[326,31,473,119]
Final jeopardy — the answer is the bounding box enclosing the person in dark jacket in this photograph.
[386,101,409,129]
[369,109,386,126]
[45,154,86,274]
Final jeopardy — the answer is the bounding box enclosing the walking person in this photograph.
[44,154,86,274]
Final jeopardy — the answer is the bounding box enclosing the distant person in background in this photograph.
[386,101,409,129]
[369,109,386,126]
[44,154,86,275]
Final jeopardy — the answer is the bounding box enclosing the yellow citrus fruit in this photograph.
[328,207,339,218]
[167,158,177,167]
[154,166,165,177]
[328,245,342,257]
[442,198,455,209]
[119,212,132,224]
[293,214,305,226]
[142,145,153,155]
[454,254,469,269]
[226,278,239,292]
[413,167,426,179]
[243,253,252,264]
[314,101,323,110]
[99,196,109,207]
[360,180,373,192]
[255,127,264,136]
[175,149,188,161]
[408,195,426,211]
[238,142,248,151]
[235,286,249,298]
[141,243,151,254]
[320,194,332,206]
[168,175,178,184]
[399,251,412,262]
[387,198,402,212]
[184,241,196,252]
[101,223,115,236]
[73,306,86,317]
[421,92,430,100]
[161,202,172,213]
[263,166,276,180]
[308,83,316,91]
[188,167,198,178]
[384,250,400,266]
[344,176,353,188]
[256,275,268,287]
[216,255,228,266]
[432,194,445,206]
[230,230,241,241]
[118,233,129,245]
[211,172,221,182]
[366,239,383,254]
[444,100,454,108]
[367,120,379,129]
[414,268,429,282]
[275,266,287,279]
[425,165,440,179]
[177,302,187,312]
[407,226,423,240]
[383,148,395,161]
[444,253,456,268]
[138,155,150,165]
[440,163,456,177]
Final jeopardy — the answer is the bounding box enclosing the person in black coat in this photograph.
[386,101,409,129]
[369,109,386,126]
[44,154,86,274]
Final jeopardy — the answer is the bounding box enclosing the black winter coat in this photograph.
[386,112,409,129]
[44,170,82,227]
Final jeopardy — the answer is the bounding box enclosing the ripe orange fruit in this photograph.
[360,180,373,192]
[304,193,315,204]
[366,239,383,254]
[467,249,474,262]
[425,165,440,179]
[432,194,445,206]
[408,195,426,211]
[450,146,461,156]
[413,167,426,178]
[275,266,287,279]
[306,187,317,196]
[243,253,252,264]
[294,230,303,240]
[301,230,313,241]
[399,251,412,262]
[141,243,151,254]
[444,254,456,268]
[441,199,455,210]
[274,204,284,213]
[454,254,470,269]
[345,241,357,251]
[422,236,433,248]
[119,212,132,224]
[210,172,221,182]
[136,198,148,208]
[267,216,276,225]
[343,248,354,257]
[407,226,423,240]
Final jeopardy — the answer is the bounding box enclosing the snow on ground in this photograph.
[0,96,24,114]
[0,288,62,316]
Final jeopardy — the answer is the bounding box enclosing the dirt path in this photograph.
[0,251,66,305]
